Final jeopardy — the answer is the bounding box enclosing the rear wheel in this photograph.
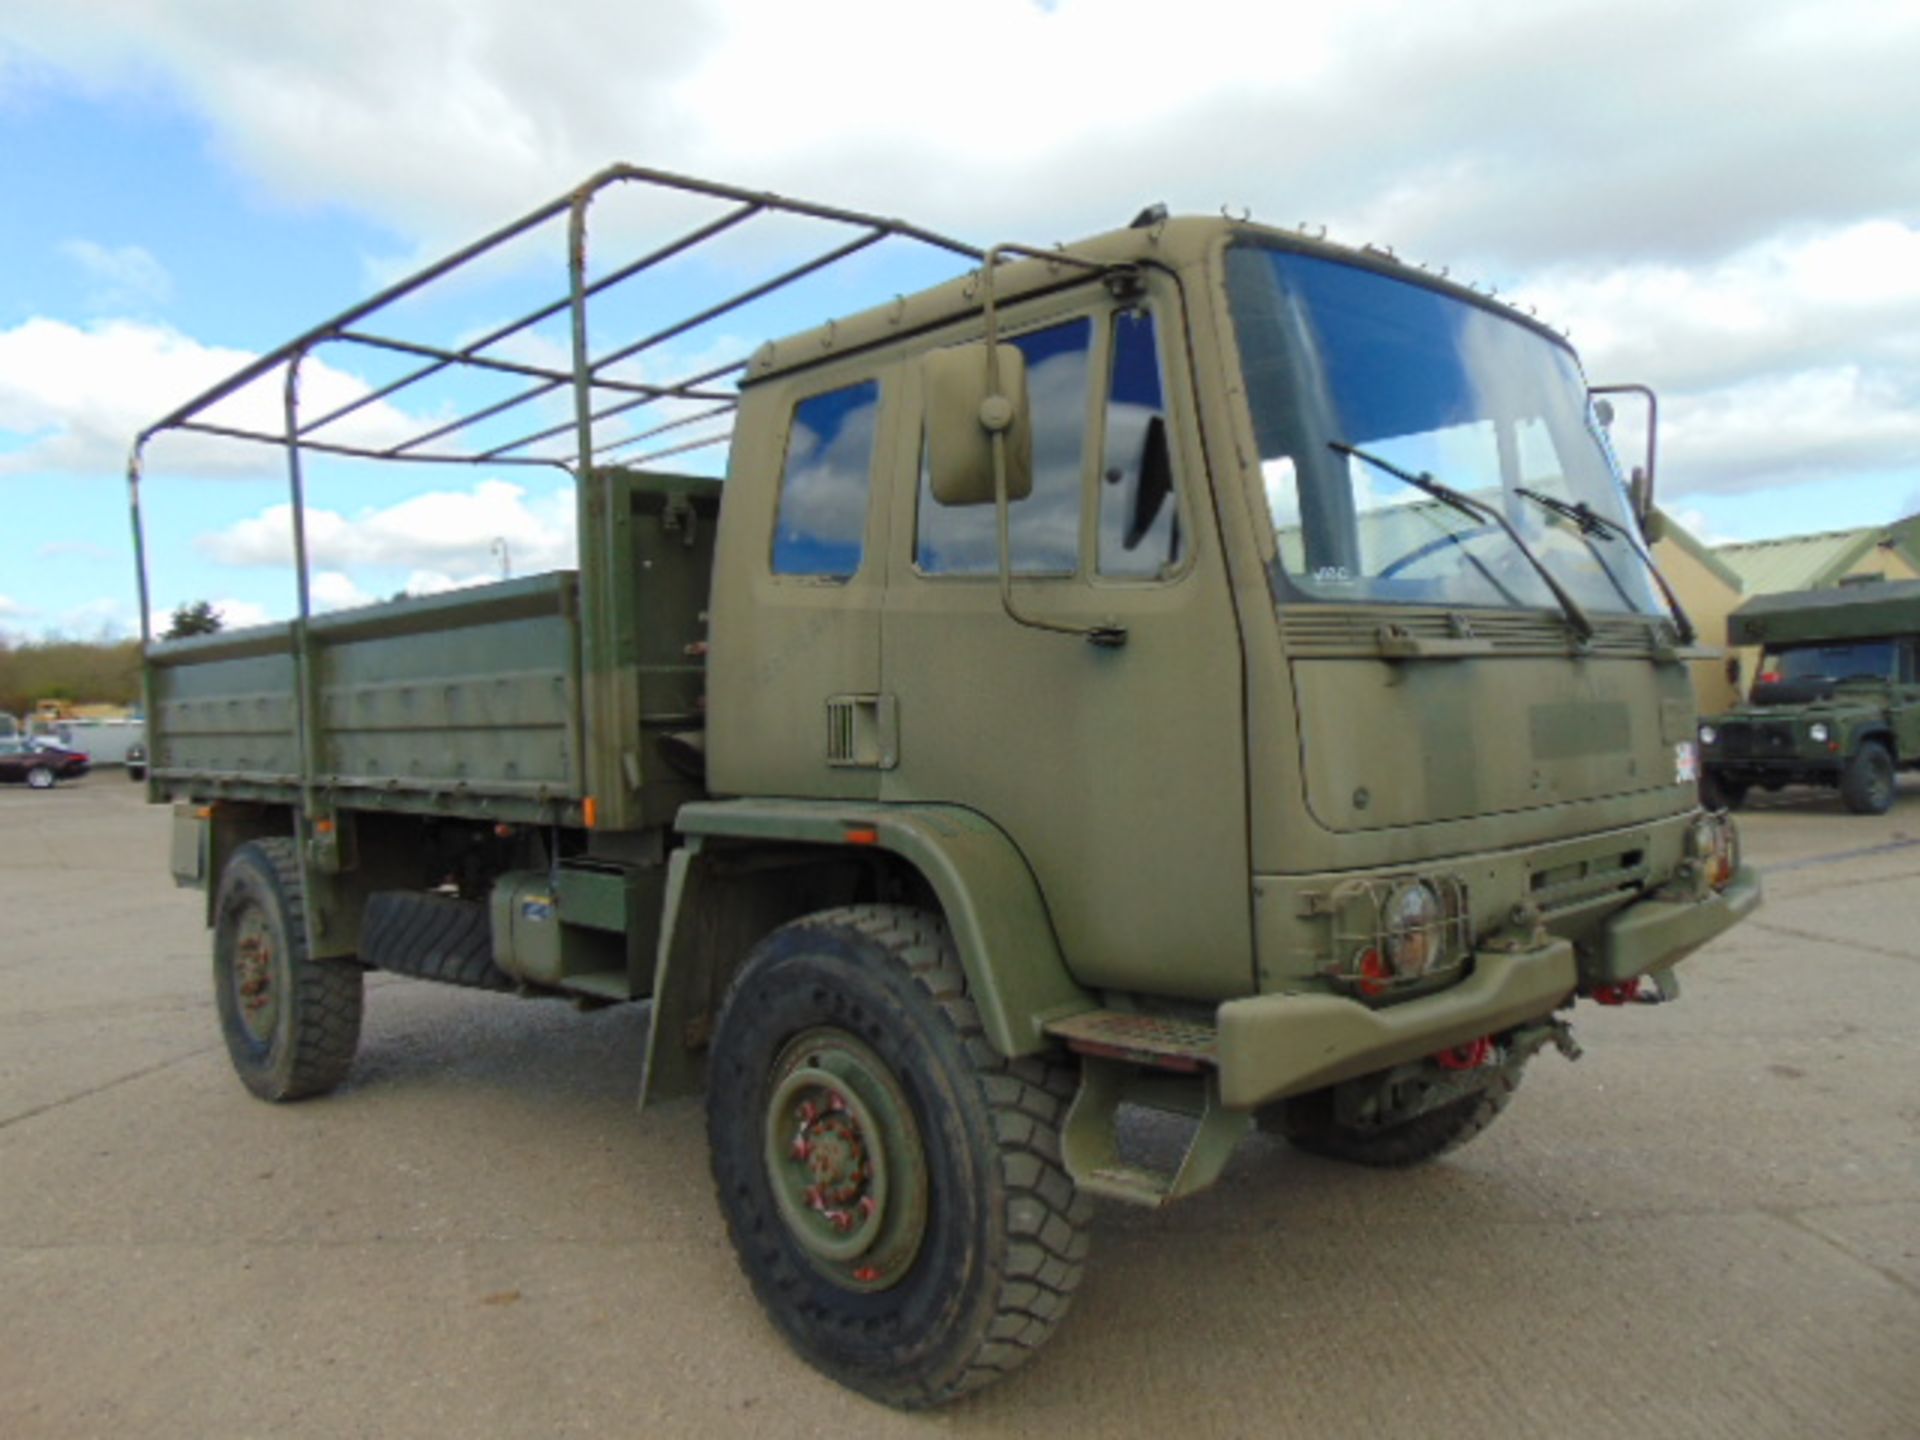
[25,764,56,790]
[707,904,1089,1409]
[213,838,363,1100]
[1840,741,1896,815]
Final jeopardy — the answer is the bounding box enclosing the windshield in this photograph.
[1226,244,1665,618]
[1760,642,1898,685]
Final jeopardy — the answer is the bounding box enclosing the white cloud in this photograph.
[1659,368,1920,497]
[1516,222,1920,393]
[309,570,373,610]
[0,318,422,478]
[1668,508,1736,549]
[6,0,1920,526]
[61,239,173,310]
[8,1,1913,265]
[199,477,576,580]
[0,593,38,620]
[210,597,271,629]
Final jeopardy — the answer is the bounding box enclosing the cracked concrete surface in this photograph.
[2,779,1916,1438]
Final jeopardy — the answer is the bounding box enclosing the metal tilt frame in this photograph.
[124,163,986,832]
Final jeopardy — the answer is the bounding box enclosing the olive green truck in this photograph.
[132,167,1759,1407]
[1699,580,1920,813]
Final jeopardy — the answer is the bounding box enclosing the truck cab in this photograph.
[706,216,1754,1065]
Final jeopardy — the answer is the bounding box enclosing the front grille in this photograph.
[1716,720,1795,760]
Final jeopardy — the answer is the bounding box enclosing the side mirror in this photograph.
[1590,382,1659,525]
[924,341,1032,507]
[1629,466,1654,530]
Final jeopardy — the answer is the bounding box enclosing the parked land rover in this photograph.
[1700,580,1920,813]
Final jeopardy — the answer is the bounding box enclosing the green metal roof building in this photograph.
[1713,524,1920,596]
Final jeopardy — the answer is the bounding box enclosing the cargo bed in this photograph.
[147,472,718,829]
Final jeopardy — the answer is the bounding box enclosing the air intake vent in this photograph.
[824,694,898,770]
[826,699,858,764]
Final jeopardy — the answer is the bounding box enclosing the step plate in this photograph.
[1046,1010,1219,1072]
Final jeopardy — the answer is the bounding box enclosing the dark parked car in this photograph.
[0,737,91,788]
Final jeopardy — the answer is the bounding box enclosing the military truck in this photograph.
[130,166,1758,1407]
[1698,580,1920,813]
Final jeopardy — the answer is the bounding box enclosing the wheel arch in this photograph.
[1853,726,1897,760]
[179,801,298,927]
[641,800,1091,1108]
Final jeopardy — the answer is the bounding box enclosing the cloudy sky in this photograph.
[2,0,1917,639]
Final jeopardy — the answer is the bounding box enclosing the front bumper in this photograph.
[1593,863,1762,984]
[1213,863,1762,1111]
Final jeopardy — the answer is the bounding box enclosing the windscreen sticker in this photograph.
[1674,741,1699,784]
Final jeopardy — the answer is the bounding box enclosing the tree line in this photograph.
[0,602,222,718]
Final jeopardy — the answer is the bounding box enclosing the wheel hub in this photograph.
[764,1030,928,1291]
[232,911,278,1044]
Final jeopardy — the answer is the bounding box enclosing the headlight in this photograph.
[1382,881,1445,977]
[1809,722,1830,743]
[1698,724,1717,746]
[1687,811,1740,892]
[1331,875,1468,998]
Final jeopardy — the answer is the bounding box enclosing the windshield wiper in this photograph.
[1330,441,1596,643]
[1515,487,1617,538]
[1514,487,1698,645]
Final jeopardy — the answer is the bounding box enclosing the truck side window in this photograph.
[772,379,881,578]
[915,317,1091,575]
[1098,309,1180,578]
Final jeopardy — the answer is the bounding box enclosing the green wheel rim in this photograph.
[763,1027,928,1293]
[232,907,280,1047]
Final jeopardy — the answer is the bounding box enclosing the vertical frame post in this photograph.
[569,179,643,832]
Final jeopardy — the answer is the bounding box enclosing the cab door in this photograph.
[706,368,897,800]
[878,290,1253,999]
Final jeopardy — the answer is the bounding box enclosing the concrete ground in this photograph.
[2,778,1915,1439]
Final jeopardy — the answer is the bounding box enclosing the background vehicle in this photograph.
[132,166,1757,1406]
[51,718,146,772]
[0,736,91,788]
[1699,580,1920,813]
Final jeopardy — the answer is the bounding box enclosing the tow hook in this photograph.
[1548,1018,1583,1063]
[1591,968,1681,1007]
[1499,1017,1582,1068]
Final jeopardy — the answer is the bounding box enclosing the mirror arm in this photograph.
[977,242,1127,649]
[1591,382,1659,518]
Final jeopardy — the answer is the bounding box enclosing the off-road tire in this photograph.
[707,904,1089,1409]
[361,891,517,991]
[1279,1066,1522,1169]
[1700,770,1747,811]
[25,764,56,790]
[213,838,363,1101]
[1840,740,1896,815]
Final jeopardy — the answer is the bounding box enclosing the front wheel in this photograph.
[707,905,1089,1409]
[1700,770,1747,811]
[1840,741,1896,815]
[1276,1064,1522,1169]
[25,764,56,789]
[212,838,363,1100]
